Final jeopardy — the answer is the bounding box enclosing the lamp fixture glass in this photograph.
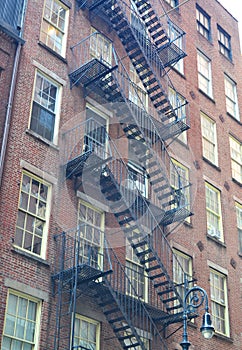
[200,311,215,339]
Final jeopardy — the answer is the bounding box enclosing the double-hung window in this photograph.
[210,269,229,336]
[30,71,61,144]
[169,24,184,74]
[229,136,242,183]
[15,171,51,258]
[205,182,223,241]
[201,112,218,165]
[197,50,213,97]
[164,0,178,7]
[196,5,211,40]
[2,290,41,350]
[74,315,100,350]
[129,63,148,109]
[218,25,232,60]
[90,28,112,66]
[224,75,239,120]
[78,200,104,269]
[169,87,187,143]
[170,159,190,212]
[235,202,242,254]
[40,0,68,57]
[173,249,192,312]
[125,231,148,301]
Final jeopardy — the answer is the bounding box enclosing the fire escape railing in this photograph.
[61,119,191,313]
[52,225,171,350]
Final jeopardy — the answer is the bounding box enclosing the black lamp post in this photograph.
[180,285,215,350]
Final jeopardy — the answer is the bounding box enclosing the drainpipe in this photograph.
[0,0,27,187]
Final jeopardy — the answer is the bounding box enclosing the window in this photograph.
[170,159,190,212]
[123,328,150,349]
[235,202,242,254]
[197,50,213,97]
[169,88,187,143]
[224,75,239,120]
[210,269,229,336]
[218,25,232,60]
[40,0,68,56]
[169,23,184,74]
[90,28,112,66]
[229,136,242,183]
[129,63,148,109]
[74,315,100,350]
[201,112,218,165]
[15,172,51,257]
[173,249,192,311]
[78,200,104,269]
[164,0,178,7]
[205,182,223,241]
[196,5,211,40]
[2,290,41,350]
[84,106,109,160]
[125,161,148,198]
[125,232,148,301]
[30,71,61,144]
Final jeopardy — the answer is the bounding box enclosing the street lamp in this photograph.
[180,285,215,350]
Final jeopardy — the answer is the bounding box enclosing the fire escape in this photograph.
[52,0,194,349]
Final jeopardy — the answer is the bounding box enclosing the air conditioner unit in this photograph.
[208,225,221,239]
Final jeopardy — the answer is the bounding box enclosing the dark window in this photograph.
[218,25,232,60]
[196,5,211,40]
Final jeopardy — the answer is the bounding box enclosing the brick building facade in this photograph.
[0,0,242,349]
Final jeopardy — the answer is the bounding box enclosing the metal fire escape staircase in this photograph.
[52,225,170,350]
[76,0,188,139]
[69,35,191,226]
[62,119,192,324]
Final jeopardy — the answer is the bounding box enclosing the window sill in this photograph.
[207,234,226,247]
[11,245,50,267]
[226,112,241,125]
[26,129,59,151]
[202,157,221,171]
[213,332,233,343]
[219,52,233,64]
[232,177,242,187]
[38,41,68,64]
[198,89,215,103]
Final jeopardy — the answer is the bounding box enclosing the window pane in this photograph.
[15,172,50,256]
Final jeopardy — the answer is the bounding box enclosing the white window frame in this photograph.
[125,231,148,302]
[30,70,61,145]
[40,0,69,57]
[196,5,211,40]
[173,249,193,312]
[129,62,148,109]
[85,103,109,160]
[2,290,41,350]
[170,159,190,216]
[169,87,187,143]
[235,202,242,254]
[73,314,100,350]
[164,0,178,8]
[197,50,213,97]
[125,161,148,198]
[78,200,105,270]
[210,268,230,336]
[15,171,51,259]
[169,23,184,74]
[229,136,242,183]
[205,182,223,241]
[123,326,151,349]
[225,75,240,120]
[201,112,218,165]
[90,28,113,66]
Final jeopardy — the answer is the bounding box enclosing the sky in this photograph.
[218,0,242,49]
